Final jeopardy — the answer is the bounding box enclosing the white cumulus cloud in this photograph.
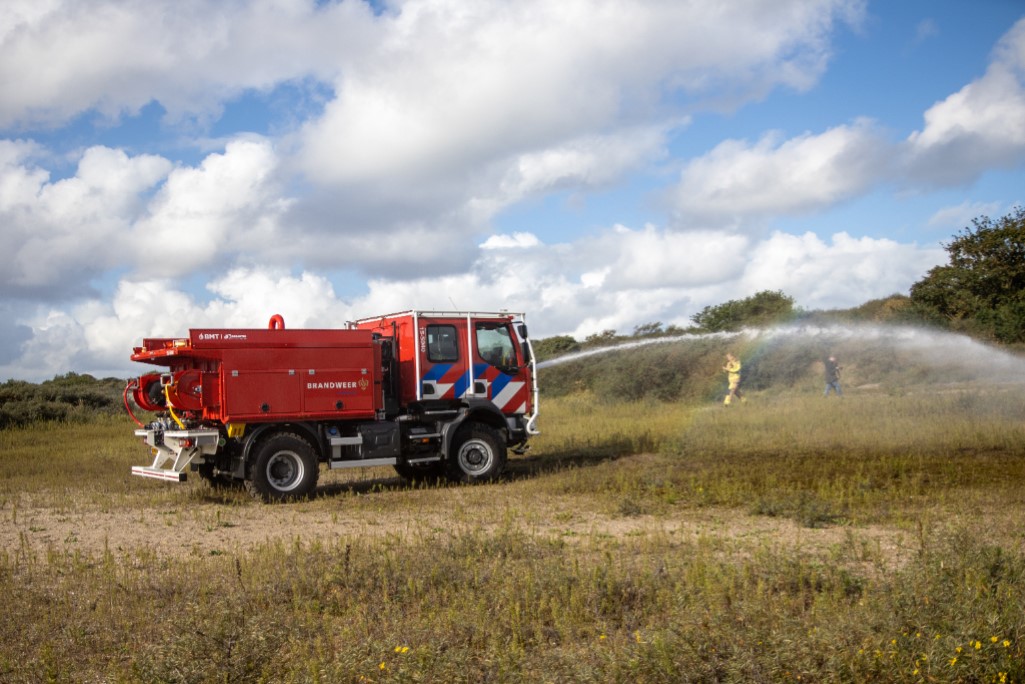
[131,138,286,278]
[480,232,541,250]
[740,231,944,310]
[0,0,376,128]
[904,17,1025,185]
[297,0,862,187]
[0,143,172,296]
[671,120,890,226]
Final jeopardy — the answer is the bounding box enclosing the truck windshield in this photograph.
[475,323,516,368]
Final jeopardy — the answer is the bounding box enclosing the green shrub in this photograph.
[0,374,125,429]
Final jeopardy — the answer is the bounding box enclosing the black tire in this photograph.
[446,423,506,484]
[246,433,319,501]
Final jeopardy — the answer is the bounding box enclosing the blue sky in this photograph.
[1,0,1024,381]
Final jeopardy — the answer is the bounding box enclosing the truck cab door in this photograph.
[471,321,531,415]
[418,322,466,401]
[416,317,531,415]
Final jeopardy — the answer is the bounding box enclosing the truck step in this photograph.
[329,436,363,446]
[328,457,399,470]
[406,455,442,465]
[131,466,187,482]
[408,432,440,440]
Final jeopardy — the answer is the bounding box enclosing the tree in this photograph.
[632,322,664,337]
[690,290,796,332]
[584,329,618,345]
[841,294,940,326]
[531,335,580,361]
[910,206,1025,342]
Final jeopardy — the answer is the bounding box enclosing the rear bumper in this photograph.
[131,427,222,482]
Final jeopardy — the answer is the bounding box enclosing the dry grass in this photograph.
[1,387,1024,682]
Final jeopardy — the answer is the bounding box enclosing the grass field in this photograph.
[2,386,1024,682]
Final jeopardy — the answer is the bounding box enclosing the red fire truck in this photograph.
[125,311,539,500]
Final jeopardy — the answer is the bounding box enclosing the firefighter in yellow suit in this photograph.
[722,353,744,406]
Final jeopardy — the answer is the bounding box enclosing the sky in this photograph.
[2,0,1025,382]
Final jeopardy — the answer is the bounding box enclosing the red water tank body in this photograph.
[131,326,383,424]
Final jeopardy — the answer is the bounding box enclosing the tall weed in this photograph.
[1,524,1021,682]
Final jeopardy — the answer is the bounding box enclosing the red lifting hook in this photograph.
[268,314,285,330]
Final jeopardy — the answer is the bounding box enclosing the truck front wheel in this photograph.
[447,423,506,484]
[246,433,319,501]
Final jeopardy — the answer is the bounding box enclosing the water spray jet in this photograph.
[537,324,1025,391]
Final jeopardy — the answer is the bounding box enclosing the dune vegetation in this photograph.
[2,327,1025,681]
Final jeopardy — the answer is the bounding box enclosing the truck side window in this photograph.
[475,323,516,368]
[426,325,459,362]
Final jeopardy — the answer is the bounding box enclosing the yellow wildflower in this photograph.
[949,657,957,666]
[1003,640,1011,648]
[991,636,999,643]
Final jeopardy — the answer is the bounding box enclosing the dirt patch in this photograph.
[4,488,914,574]
[8,503,368,557]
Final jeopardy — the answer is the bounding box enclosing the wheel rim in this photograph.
[266,450,304,491]
[457,438,494,474]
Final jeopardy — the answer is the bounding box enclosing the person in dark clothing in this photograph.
[824,355,842,397]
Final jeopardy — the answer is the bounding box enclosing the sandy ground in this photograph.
[3,470,915,573]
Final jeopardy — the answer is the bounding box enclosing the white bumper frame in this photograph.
[131,428,222,482]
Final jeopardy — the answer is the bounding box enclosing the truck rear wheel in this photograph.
[246,433,319,501]
[447,423,506,484]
